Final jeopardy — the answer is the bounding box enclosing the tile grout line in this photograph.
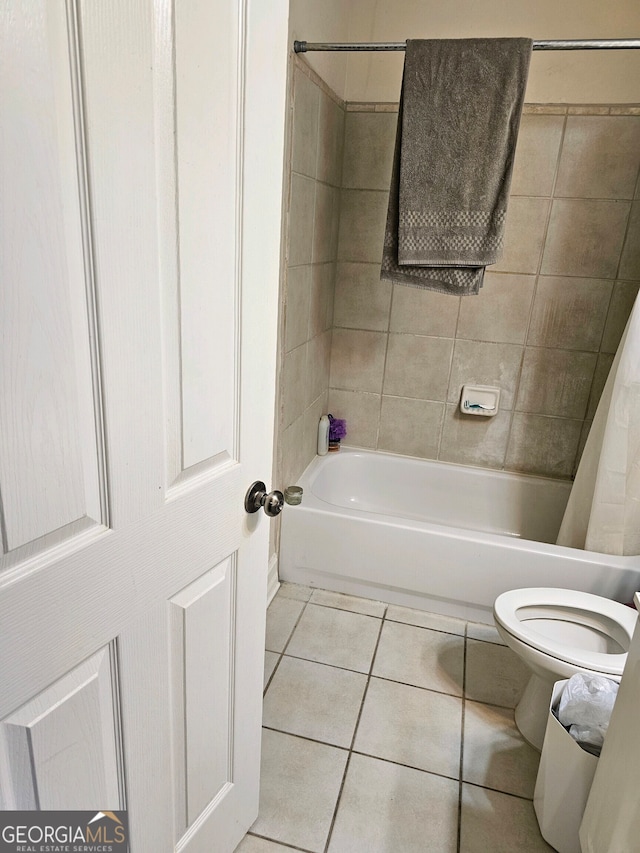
[260,722,536,798]
[269,648,521,713]
[457,628,468,853]
[247,830,314,853]
[264,595,312,695]
[321,603,388,853]
[503,111,569,467]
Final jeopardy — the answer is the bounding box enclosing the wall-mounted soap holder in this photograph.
[460,385,500,417]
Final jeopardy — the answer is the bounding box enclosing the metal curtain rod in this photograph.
[294,39,640,53]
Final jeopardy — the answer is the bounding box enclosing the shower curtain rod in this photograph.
[294,39,640,53]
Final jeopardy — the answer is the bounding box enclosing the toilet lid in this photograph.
[493,587,638,675]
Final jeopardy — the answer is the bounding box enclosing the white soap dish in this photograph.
[460,385,500,416]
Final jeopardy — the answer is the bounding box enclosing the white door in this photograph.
[0,2,287,851]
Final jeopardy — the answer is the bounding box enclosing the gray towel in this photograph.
[381,38,532,295]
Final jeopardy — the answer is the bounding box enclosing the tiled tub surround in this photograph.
[277,58,344,492]
[235,584,553,853]
[329,104,640,479]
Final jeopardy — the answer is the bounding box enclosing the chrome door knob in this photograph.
[244,481,285,517]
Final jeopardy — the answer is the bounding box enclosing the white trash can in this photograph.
[534,679,599,853]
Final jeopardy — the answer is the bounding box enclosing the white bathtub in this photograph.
[279,448,640,624]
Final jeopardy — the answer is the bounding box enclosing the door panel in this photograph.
[170,558,235,833]
[174,1,240,474]
[0,0,104,558]
[0,647,123,811]
[1,0,287,848]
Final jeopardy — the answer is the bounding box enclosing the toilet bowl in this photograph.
[493,588,637,750]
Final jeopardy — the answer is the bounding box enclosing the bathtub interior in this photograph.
[305,449,572,542]
[279,449,640,624]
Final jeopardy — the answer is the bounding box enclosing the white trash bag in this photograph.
[557,672,619,754]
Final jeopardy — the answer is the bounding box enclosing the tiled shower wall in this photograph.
[277,55,640,496]
[276,58,344,491]
[329,103,640,479]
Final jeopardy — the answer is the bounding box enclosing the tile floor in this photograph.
[236,584,555,853]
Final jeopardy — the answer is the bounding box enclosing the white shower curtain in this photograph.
[556,290,640,555]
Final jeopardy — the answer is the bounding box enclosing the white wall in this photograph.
[290,0,640,104]
[288,0,351,99]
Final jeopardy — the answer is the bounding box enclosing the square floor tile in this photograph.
[286,604,382,673]
[328,754,459,853]
[265,597,305,653]
[276,582,313,602]
[460,784,554,852]
[354,677,462,778]
[372,621,464,695]
[309,588,387,617]
[386,605,466,636]
[235,835,301,853]
[263,651,279,690]
[466,622,506,645]
[465,639,530,709]
[462,701,541,798]
[263,656,367,747]
[252,729,348,853]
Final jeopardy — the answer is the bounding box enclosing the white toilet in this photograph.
[493,587,638,750]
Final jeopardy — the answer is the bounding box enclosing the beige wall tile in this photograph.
[601,280,640,353]
[383,334,453,401]
[457,273,535,344]
[312,182,340,263]
[338,189,388,263]
[619,201,640,280]
[510,114,565,197]
[282,343,308,428]
[284,265,311,352]
[317,90,345,187]
[288,173,316,267]
[448,340,523,409]
[555,116,640,199]
[527,276,613,351]
[587,353,614,419]
[492,197,551,274]
[438,405,511,469]
[390,285,460,337]
[516,347,597,418]
[506,413,582,478]
[309,262,336,338]
[334,262,392,330]
[291,67,319,179]
[378,396,444,459]
[342,111,397,190]
[328,388,381,448]
[280,413,307,486]
[303,392,329,463]
[541,198,630,278]
[330,328,387,392]
[306,330,332,406]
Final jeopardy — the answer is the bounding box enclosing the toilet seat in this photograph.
[493,587,638,676]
